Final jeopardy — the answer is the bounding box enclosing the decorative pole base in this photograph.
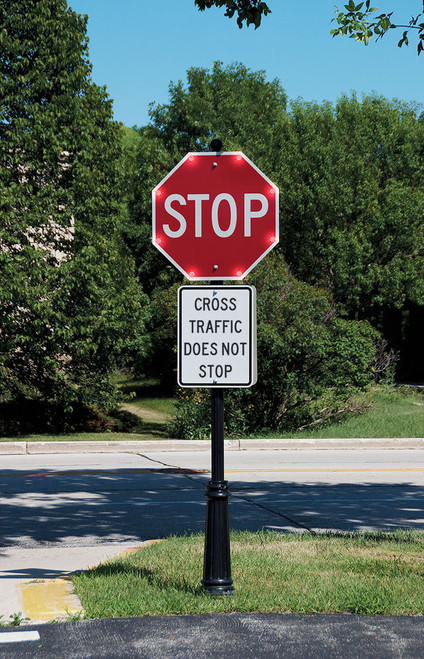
[202,480,234,595]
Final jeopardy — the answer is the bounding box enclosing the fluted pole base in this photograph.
[202,480,233,595]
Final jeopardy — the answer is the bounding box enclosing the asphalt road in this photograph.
[0,446,423,658]
[1,613,424,658]
[0,448,423,548]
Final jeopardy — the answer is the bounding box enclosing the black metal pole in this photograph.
[201,144,233,595]
[202,386,234,595]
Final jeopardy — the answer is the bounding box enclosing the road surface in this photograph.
[1,447,423,548]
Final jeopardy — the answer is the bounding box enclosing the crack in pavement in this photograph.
[137,453,316,534]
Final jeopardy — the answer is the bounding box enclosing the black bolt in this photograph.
[210,138,223,152]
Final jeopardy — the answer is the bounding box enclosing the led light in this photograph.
[156,237,162,245]
[188,155,194,162]
[236,270,243,277]
[155,189,162,197]
[189,271,195,278]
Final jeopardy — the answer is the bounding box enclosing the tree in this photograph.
[127,63,385,423]
[278,93,424,379]
[0,0,148,424]
[194,0,271,28]
[194,0,424,54]
[138,65,424,322]
[130,61,423,380]
[126,61,288,295]
[331,1,424,54]
[279,93,424,316]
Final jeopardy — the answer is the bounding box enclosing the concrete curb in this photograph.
[18,578,82,624]
[0,437,423,454]
[0,542,152,625]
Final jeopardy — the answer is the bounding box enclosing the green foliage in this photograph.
[193,0,424,54]
[0,397,142,435]
[0,612,30,627]
[331,1,424,54]
[194,0,271,29]
[125,62,409,431]
[247,256,378,431]
[170,388,248,439]
[117,125,142,226]
[147,61,287,170]
[170,255,379,437]
[169,389,211,439]
[280,94,424,316]
[127,61,287,294]
[274,386,424,439]
[0,0,149,413]
[193,0,424,53]
[133,63,424,323]
[138,283,179,384]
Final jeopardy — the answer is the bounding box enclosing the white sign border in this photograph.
[177,285,257,388]
[152,152,279,281]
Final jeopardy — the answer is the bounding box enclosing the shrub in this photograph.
[170,254,380,437]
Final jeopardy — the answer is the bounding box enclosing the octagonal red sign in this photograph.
[152,152,279,280]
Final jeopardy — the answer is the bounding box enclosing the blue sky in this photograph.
[69,1,423,127]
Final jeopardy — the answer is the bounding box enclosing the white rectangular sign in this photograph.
[178,285,257,388]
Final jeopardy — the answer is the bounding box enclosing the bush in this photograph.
[0,398,143,436]
[170,254,380,438]
[169,388,248,439]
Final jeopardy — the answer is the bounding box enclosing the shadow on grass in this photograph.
[138,420,170,438]
[119,381,173,399]
[318,529,423,545]
[0,402,172,439]
[0,400,149,437]
[76,560,203,595]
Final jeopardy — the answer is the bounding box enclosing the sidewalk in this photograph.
[1,436,424,454]
[0,542,147,624]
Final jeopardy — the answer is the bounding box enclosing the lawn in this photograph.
[260,386,424,439]
[0,385,422,442]
[72,530,424,618]
[115,374,176,421]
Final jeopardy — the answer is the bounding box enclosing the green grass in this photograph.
[116,374,176,417]
[248,387,424,439]
[0,385,421,442]
[119,384,422,440]
[0,432,171,443]
[125,397,176,417]
[72,530,424,618]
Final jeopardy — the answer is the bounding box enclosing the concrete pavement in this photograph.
[0,542,148,624]
[1,436,424,454]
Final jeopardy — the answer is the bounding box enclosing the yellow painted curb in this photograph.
[19,578,83,622]
[17,541,162,622]
[110,539,164,561]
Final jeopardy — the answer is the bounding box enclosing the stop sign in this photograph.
[152,152,279,280]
